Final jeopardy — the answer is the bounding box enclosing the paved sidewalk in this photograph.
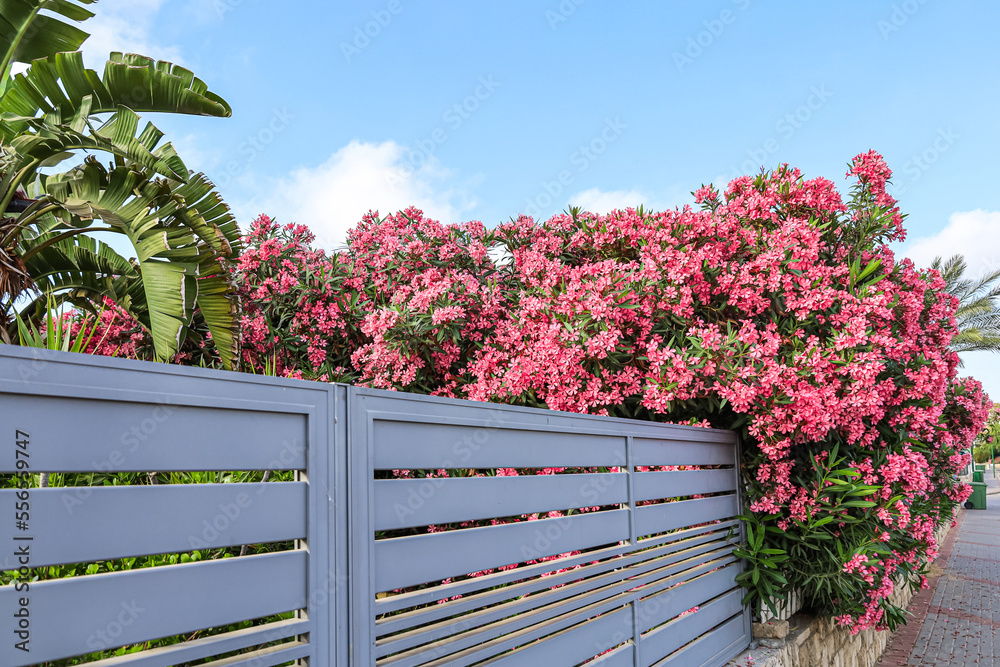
[986,465,1000,495]
[878,474,1000,665]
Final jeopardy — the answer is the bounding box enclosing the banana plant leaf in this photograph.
[0,0,96,78]
[1,51,230,138]
[1,0,240,368]
[19,158,242,368]
[1,105,190,190]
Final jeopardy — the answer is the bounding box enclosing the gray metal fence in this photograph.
[0,346,750,666]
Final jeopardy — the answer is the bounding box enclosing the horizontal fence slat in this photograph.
[387,551,731,667]
[479,605,633,667]
[401,553,738,665]
[587,644,637,667]
[376,546,736,659]
[652,615,747,667]
[374,509,630,592]
[633,469,739,501]
[376,530,733,637]
[375,521,739,616]
[372,419,626,469]
[632,437,735,467]
[354,390,736,443]
[75,619,309,667]
[196,640,311,667]
[385,587,639,667]
[637,564,742,634]
[374,473,627,530]
[0,346,329,411]
[0,395,307,472]
[0,483,306,568]
[0,551,307,666]
[640,589,744,666]
[634,495,741,538]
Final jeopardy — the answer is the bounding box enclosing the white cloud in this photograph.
[233,140,478,251]
[901,209,1000,274]
[78,0,185,66]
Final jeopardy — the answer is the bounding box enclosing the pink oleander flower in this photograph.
[61,154,986,635]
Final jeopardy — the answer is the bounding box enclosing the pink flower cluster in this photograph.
[79,152,989,632]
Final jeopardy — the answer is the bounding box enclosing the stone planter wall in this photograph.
[727,520,952,667]
[759,588,804,623]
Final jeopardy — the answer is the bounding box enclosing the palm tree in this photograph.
[0,0,242,368]
[931,254,1000,357]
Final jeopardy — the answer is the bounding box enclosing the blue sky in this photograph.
[76,0,1000,396]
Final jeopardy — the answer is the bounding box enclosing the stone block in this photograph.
[754,619,790,639]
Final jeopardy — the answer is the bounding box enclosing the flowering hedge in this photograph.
[73,152,988,632]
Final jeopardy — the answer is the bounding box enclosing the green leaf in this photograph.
[140,259,197,360]
[2,52,230,138]
[196,272,238,370]
[11,157,241,366]
[3,107,189,185]
[857,257,882,282]
[0,0,96,79]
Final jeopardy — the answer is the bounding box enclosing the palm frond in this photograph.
[932,253,1000,356]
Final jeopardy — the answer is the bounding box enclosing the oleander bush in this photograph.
[55,151,989,633]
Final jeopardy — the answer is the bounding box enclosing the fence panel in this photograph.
[348,388,751,667]
[0,346,340,667]
[0,347,750,666]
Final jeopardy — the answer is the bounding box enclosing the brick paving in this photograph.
[878,474,1000,666]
